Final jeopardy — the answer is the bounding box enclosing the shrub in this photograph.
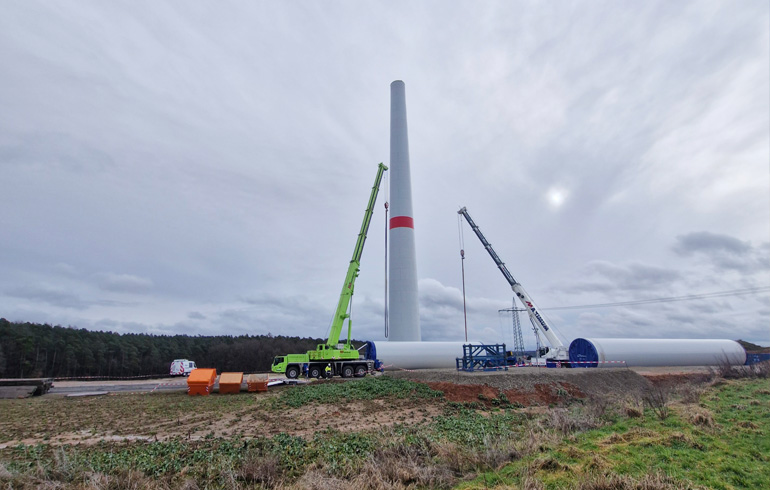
[709,357,770,380]
[545,408,601,434]
[643,387,670,420]
[685,407,715,428]
[675,384,703,405]
[236,454,282,488]
[584,396,612,420]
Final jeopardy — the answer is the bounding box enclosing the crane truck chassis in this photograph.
[271,163,388,379]
[272,354,377,379]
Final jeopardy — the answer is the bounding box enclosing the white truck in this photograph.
[170,359,197,376]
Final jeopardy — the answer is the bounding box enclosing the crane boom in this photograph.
[327,162,388,347]
[457,207,568,360]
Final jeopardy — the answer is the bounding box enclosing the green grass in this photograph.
[464,378,770,489]
[271,375,444,408]
[1,377,767,489]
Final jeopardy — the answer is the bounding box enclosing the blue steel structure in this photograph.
[456,344,509,372]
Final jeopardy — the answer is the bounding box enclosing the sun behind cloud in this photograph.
[546,186,568,209]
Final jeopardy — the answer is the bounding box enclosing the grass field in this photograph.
[0,371,767,489]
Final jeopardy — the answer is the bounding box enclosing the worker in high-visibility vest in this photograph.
[324,364,332,378]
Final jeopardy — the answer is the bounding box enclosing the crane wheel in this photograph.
[354,366,366,377]
[286,366,300,379]
[342,366,354,378]
[309,366,322,379]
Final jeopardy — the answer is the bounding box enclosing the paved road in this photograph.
[48,379,190,395]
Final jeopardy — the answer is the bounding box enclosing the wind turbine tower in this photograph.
[388,80,421,341]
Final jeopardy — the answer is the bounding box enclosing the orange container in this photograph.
[218,372,243,394]
[187,368,217,396]
[247,374,269,392]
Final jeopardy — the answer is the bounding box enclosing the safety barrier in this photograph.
[568,361,627,365]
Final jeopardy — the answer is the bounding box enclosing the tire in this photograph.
[354,365,366,377]
[309,366,322,379]
[342,365,354,378]
[286,366,300,379]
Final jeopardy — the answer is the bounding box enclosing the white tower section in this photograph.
[388,80,421,341]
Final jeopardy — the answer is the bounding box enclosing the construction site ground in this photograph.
[0,366,713,449]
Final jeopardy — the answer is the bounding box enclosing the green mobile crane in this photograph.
[271,163,388,379]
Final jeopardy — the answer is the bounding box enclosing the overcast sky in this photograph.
[1,1,768,349]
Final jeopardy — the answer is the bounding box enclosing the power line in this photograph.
[537,286,770,311]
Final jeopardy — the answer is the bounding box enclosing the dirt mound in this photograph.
[423,380,587,407]
[644,372,713,388]
[385,367,651,405]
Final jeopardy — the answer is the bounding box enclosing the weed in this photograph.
[684,407,715,428]
[574,471,691,489]
[545,407,601,434]
[709,357,770,380]
[643,386,670,420]
[584,395,613,420]
[675,384,703,405]
[236,454,282,488]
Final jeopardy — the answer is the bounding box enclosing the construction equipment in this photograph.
[271,163,388,379]
[456,344,509,371]
[457,207,569,365]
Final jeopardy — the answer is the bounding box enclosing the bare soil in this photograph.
[387,367,651,405]
[0,367,668,448]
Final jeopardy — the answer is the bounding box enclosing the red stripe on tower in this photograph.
[389,216,414,229]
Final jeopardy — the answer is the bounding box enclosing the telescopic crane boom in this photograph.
[457,207,568,362]
[270,163,387,379]
[327,162,388,348]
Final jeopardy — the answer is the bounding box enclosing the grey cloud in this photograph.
[565,260,682,294]
[674,231,751,256]
[6,286,90,310]
[673,232,769,274]
[4,285,129,310]
[97,273,154,293]
[188,311,206,320]
[0,1,766,346]
[54,263,78,276]
[0,132,114,173]
[417,278,512,342]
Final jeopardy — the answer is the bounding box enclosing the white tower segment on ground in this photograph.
[388,80,421,341]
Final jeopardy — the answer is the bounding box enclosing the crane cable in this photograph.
[384,172,389,338]
[540,286,770,310]
[458,213,468,342]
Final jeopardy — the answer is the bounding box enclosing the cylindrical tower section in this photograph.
[568,338,747,368]
[388,80,421,341]
[370,341,477,369]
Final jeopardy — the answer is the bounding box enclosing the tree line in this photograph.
[0,318,331,378]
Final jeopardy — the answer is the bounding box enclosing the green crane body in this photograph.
[271,163,388,378]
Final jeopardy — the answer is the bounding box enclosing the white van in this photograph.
[170,359,197,376]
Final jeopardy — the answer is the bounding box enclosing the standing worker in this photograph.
[325,363,332,378]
